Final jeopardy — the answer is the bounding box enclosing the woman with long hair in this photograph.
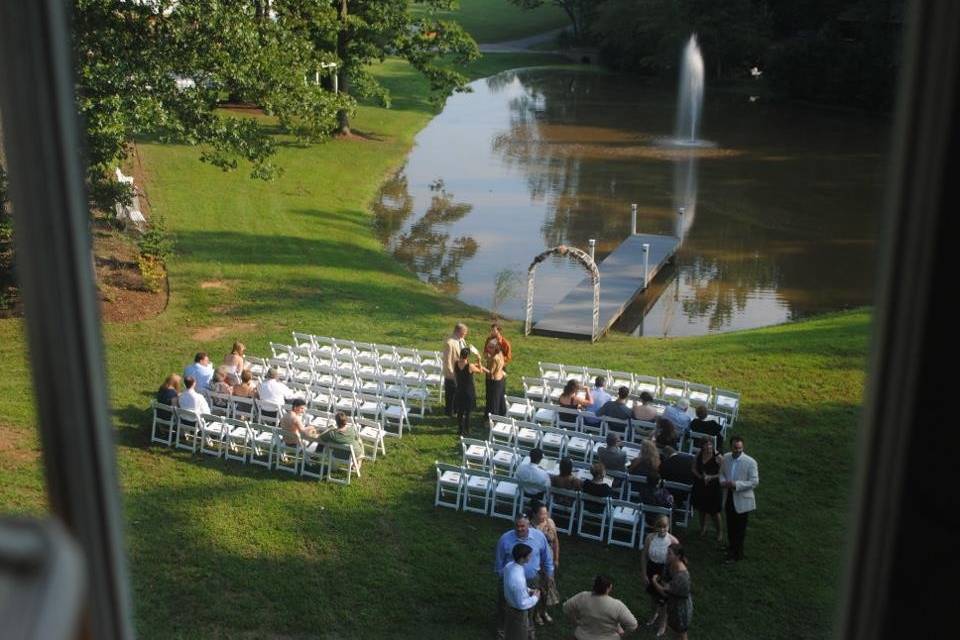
[651,543,693,639]
[483,337,506,419]
[691,437,723,541]
[454,346,486,436]
[528,501,560,625]
[223,341,246,385]
[641,517,680,637]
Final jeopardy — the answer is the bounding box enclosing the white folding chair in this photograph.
[274,432,302,475]
[381,396,409,437]
[255,399,282,427]
[713,388,741,426]
[490,443,521,475]
[630,419,656,444]
[687,382,712,407]
[175,409,202,453]
[313,336,337,359]
[554,406,580,431]
[576,494,610,542]
[522,376,548,402]
[248,423,276,469]
[223,417,252,463]
[538,362,564,382]
[564,432,592,463]
[289,360,316,385]
[505,395,531,421]
[207,391,232,418]
[291,331,316,352]
[488,414,516,447]
[355,416,386,461]
[460,437,491,470]
[269,342,294,362]
[490,472,520,520]
[580,411,605,437]
[662,378,687,402]
[326,442,361,485]
[547,487,579,535]
[633,374,660,397]
[602,416,629,440]
[608,499,643,548]
[246,356,268,380]
[357,392,383,423]
[199,413,229,458]
[607,370,634,392]
[150,400,177,446]
[463,468,494,515]
[434,462,464,510]
[299,437,327,480]
[531,400,557,426]
[539,426,567,460]
[232,395,256,422]
[663,480,693,528]
[514,420,541,452]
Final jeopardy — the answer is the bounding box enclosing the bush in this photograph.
[137,215,174,293]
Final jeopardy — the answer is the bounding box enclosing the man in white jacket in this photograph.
[720,435,759,563]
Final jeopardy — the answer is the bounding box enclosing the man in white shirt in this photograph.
[502,543,540,640]
[183,352,214,391]
[258,367,292,406]
[178,376,210,416]
[516,448,552,501]
[441,323,468,417]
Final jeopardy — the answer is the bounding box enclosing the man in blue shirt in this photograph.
[663,397,693,437]
[502,543,540,639]
[495,515,554,638]
[183,352,214,391]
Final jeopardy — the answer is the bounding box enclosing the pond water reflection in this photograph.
[374,68,887,336]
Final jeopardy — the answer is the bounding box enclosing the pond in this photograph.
[373,67,888,337]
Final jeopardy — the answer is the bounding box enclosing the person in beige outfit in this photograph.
[563,575,638,640]
[442,322,468,417]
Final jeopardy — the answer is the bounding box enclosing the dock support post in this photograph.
[642,243,650,287]
[631,203,638,235]
[588,239,595,261]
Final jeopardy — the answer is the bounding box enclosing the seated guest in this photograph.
[597,386,632,421]
[632,391,659,422]
[178,376,210,415]
[319,411,365,462]
[558,379,592,410]
[597,432,627,472]
[257,367,292,406]
[586,376,611,415]
[156,373,181,407]
[279,398,312,445]
[183,352,214,391]
[550,457,583,495]
[223,341,246,385]
[517,448,552,502]
[655,417,679,449]
[582,462,611,512]
[659,446,696,485]
[628,439,661,504]
[231,369,257,397]
[210,368,233,396]
[689,404,723,452]
[563,575,638,640]
[663,398,693,436]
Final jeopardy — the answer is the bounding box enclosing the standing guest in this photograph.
[651,544,693,639]
[691,438,723,542]
[490,322,513,365]
[529,502,561,625]
[720,436,759,563]
[655,417,679,449]
[231,369,257,397]
[563,575,638,640]
[632,391,658,422]
[319,411,365,463]
[484,337,507,419]
[596,432,627,473]
[688,404,723,452]
[178,376,210,416]
[156,373,181,407]
[663,398,693,437]
[223,341,246,385]
[517,448,552,502]
[442,323,468,417]
[502,543,540,640]
[495,515,554,639]
[455,347,486,436]
[597,386,632,421]
[641,516,679,636]
[550,457,583,495]
[183,352,214,391]
[586,376,612,415]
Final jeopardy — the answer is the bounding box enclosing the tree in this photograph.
[329,0,480,135]
[74,0,352,211]
[507,0,602,43]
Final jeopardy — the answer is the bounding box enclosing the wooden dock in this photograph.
[531,234,680,340]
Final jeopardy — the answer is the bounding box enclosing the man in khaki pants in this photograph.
[442,323,467,417]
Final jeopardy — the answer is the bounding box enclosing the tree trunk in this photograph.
[336,0,351,135]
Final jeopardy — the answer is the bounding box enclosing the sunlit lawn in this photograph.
[0,51,868,639]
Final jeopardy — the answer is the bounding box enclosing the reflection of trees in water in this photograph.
[678,251,781,330]
[373,173,477,294]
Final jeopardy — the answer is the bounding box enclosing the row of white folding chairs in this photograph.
[481,418,644,464]
[434,462,677,548]
[501,398,657,443]
[538,361,740,422]
[275,368,431,418]
[150,402,383,483]
[267,344,443,385]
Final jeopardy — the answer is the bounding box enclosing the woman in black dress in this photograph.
[454,347,486,436]
[690,437,723,541]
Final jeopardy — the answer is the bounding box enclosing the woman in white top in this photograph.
[223,341,245,385]
[640,515,679,637]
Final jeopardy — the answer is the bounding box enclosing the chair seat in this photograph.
[534,408,555,422]
[465,445,487,459]
[689,391,709,403]
[517,428,539,442]
[636,383,657,394]
[541,434,564,447]
[507,404,528,417]
[493,450,517,465]
[717,397,738,409]
[612,506,639,523]
[359,426,380,439]
[228,426,247,439]
[304,441,321,454]
[254,432,273,444]
[495,481,518,496]
[383,406,406,418]
[405,388,428,400]
[567,438,589,452]
[359,401,380,413]
[440,470,462,485]
[204,422,227,435]
[467,476,491,490]
[526,386,544,397]
[492,422,514,435]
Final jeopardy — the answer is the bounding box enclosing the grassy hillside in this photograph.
[416,0,568,43]
[0,51,870,639]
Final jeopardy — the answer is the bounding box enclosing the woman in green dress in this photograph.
[651,543,692,639]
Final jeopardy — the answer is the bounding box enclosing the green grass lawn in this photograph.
[0,51,869,639]
[415,0,569,43]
